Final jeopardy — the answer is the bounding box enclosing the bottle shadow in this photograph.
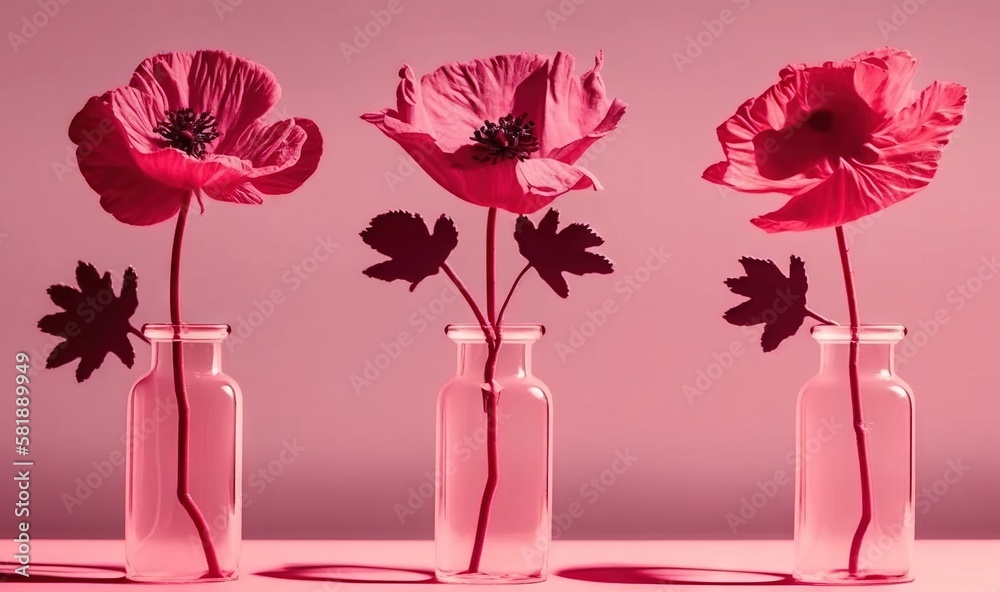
[0,562,127,584]
[256,563,438,584]
[555,565,798,586]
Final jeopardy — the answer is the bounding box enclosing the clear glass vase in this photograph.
[125,324,242,582]
[436,324,552,584]
[794,324,914,584]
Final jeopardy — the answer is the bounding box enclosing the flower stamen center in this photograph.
[153,108,221,159]
[471,113,539,164]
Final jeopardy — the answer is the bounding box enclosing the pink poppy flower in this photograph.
[70,50,323,226]
[362,51,627,214]
[704,47,967,232]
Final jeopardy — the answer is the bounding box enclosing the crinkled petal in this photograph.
[393,64,436,134]
[850,47,918,116]
[69,94,185,225]
[128,51,193,115]
[875,81,968,156]
[513,158,599,213]
[138,51,281,148]
[108,86,171,153]
[363,112,596,214]
[547,98,627,163]
[416,53,550,151]
[132,149,251,192]
[226,118,305,177]
[541,51,627,158]
[753,81,968,233]
[750,162,880,232]
[362,112,470,199]
[702,71,831,194]
[706,62,879,194]
[250,118,323,195]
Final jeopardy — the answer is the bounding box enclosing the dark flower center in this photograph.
[153,108,221,159]
[805,109,834,133]
[471,113,539,164]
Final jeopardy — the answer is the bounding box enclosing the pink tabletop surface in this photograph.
[2,539,998,590]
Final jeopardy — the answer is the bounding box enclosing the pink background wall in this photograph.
[1,0,998,540]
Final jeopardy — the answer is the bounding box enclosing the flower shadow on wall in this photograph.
[38,50,322,581]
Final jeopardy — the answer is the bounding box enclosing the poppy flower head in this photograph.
[363,51,627,214]
[70,50,323,226]
[704,47,967,232]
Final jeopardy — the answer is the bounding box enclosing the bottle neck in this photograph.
[150,341,223,375]
[818,342,895,376]
[457,342,531,378]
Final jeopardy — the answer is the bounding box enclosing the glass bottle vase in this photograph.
[794,324,914,584]
[125,324,242,582]
[436,324,552,583]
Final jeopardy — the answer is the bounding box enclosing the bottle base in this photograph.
[794,569,912,585]
[436,570,546,585]
[126,570,238,583]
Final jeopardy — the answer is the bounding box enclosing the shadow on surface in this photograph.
[0,562,126,584]
[556,565,797,586]
[257,563,437,584]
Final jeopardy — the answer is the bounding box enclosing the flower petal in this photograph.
[69,94,185,225]
[541,51,627,159]
[416,53,550,151]
[547,98,627,164]
[393,64,436,134]
[513,158,599,213]
[363,112,596,214]
[250,118,324,195]
[184,50,281,146]
[108,86,171,153]
[128,51,194,114]
[132,149,251,192]
[849,47,918,116]
[750,162,881,232]
[702,71,830,194]
[362,112,471,198]
[752,80,966,235]
[876,81,968,156]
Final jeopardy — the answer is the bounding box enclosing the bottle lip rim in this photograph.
[142,323,231,341]
[810,323,906,343]
[445,323,545,343]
